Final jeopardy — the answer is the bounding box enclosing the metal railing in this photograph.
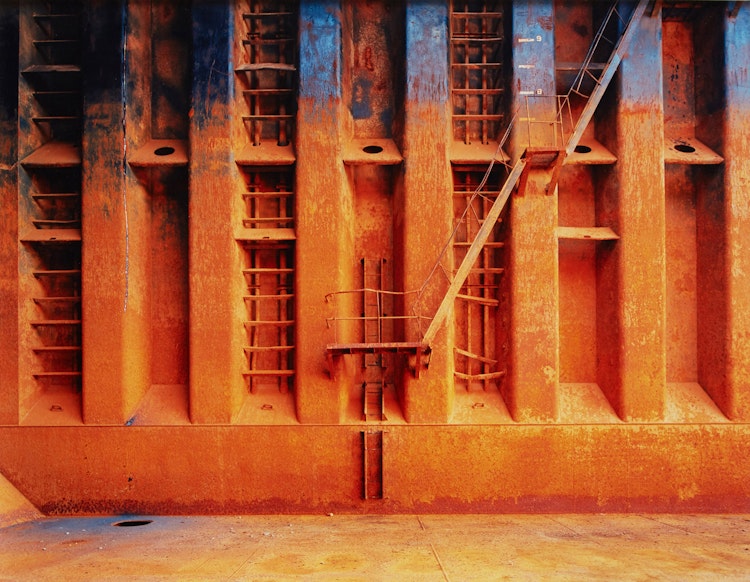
[324,288,431,345]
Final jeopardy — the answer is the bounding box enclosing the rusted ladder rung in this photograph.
[451,11,503,18]
[33,297,80,304]
[243,294,294,301]
[243,320,294,327]
[455,347,498,365]
[242,191,294,197]
[243,345,294,353]
[242,11,294,19]
[454,370,506,381]
[455,293,499,306]
[242,38,294,46]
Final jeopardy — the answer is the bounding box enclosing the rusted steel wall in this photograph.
[1,1,750,515]
[296,0,354,423]
[721,6,750,420]
[695,9,729,419]
[82,0,145,424]
[399,2,454,422]
[189,0,247,423]
[506,0,558,422]
[1,424,749,514]
[0,2,19,425]
[597,9,666,421]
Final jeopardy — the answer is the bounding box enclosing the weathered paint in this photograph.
[558,166,597,383]
[507,172,559,422]
[344,1,403,137]
[722,5,750,420]
[82,0,144,424]
[2,1,750,516]
[0,424,749,514]
[695,7,728,419]
[190,0,245,423]
[512,0,556,151]
[597,9,666,421]
[296,0,354,423]
[191,0,233,128]
[506,0,558,422]
[399,1,453,422]
[0,1,18,425]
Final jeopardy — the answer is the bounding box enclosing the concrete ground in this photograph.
[2,514,750,580]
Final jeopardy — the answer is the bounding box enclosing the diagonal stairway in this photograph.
[547,0,650,194]
[326,1,649,366]
[422,0,649,347]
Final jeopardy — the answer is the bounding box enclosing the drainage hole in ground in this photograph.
[112,519,153,527]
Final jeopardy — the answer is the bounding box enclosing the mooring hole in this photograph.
[154,146,175,156]
[674,143,696,153]
[112,519,153,527]
[574,145,592,154]
[363,145,383,154]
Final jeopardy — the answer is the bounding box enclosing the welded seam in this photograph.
[430,542,451,582]
[418,516,450,580]
[226,544,262,580]
[121,2,129,312]
[640,514,693,534]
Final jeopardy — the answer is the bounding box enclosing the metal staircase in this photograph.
[547,0,650,193]
[325,0,648,371]
[422,0,649,346]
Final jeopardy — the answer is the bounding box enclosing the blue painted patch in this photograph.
[299,1,341,101]
[405,2,449,105]
[380,107,393,130]
[512,0,555,102]
[192,2,232,129]
[79,0,125,104]
[351,78,373,119]
[727,5,750,102]
[619,8,661,104]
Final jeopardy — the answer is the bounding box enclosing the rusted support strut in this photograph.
[325,342,431,379]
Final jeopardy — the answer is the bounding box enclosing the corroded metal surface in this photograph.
[1,1,749,515]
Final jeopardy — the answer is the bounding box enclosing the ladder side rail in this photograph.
[422,158,527,346]
[570,2,620,95]
[563,0,649,159]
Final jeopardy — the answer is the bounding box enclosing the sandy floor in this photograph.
[2,513,750,580]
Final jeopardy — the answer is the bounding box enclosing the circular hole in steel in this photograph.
[574,145,592,154]
[112,519,153,528]
[154,146,175,156]
[362,145,383,154]
[674,143,696,153]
